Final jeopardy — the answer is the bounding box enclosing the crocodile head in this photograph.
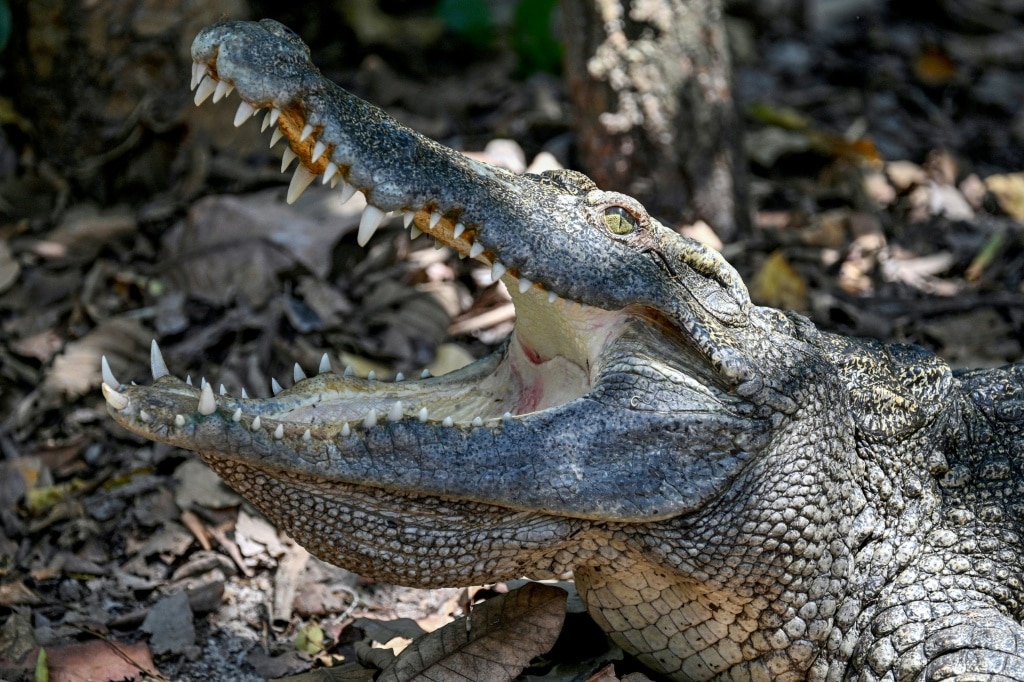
[104,20,829,587]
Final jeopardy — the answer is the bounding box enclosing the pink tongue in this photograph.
[512,340,545,414]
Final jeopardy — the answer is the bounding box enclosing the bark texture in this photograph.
[562,0,749,240]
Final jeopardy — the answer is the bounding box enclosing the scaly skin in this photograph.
[103,20,1024,681]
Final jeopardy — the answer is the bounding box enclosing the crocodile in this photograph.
[102,19,1024,682]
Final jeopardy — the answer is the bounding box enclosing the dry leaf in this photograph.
[749,251,809,312]
[46,640,157,682]
[985,173,1024,221]
[378,582,567,682]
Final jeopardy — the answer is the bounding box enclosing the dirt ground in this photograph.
[1,2,1022,681]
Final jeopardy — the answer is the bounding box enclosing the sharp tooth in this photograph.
[186,375,193,386]
[395,372,405,382]
[469,242,485,259]
[200,377,208,389]
[319,354,332,374]
[388,401,404,421]
[344,365,354,377]
[140,410,152,423]
[233,101,256,127]
[241,387,250,399]
[175,414,186,427]
[194,63,208,89]
[101,356,120,388]
[472,416,484,427]
[421,369,432,379]
[330,175,340,188]
[434,239,444,250]
[251,415,262,431]
[287,165,317,204]
[281,148,297,172]
[271,378,283,395]
[519,277,532,293]
[270,128,284,147]
[232,408,242,422]
[403,211,415,228]
[299,123,314,141]
[503,412,513,420]
[101,382,129,410]
[338,181,357,205]
[219,384,227,396]
[491,262,506,282]
[363,409,378,428]
[367,370,377,380]
[274,424,284,439]
[442,416,454,427]
[548,291,558,303]
[453,223,466,239]
[261,111,272,131]
[341,423,351,437]
[322,162,338,185]
[409,226,423,240]
[190,62,198,89]
[418,407,429,422]
[198,383,217,415]
[429,212,442,229]
[357,205,386,246]
[311,141,327,162]
[302,429,312,441]
[294,363,307,382]
[212,80,233,103]
[194,76,217,105]
[269,108,281,126]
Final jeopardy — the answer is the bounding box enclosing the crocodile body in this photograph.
[103,20,1024,681]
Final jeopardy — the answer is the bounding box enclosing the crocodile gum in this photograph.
[103,19,1024,682]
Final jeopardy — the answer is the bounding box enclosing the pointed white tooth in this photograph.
[261,110,272,131]
[311,141,327,162]
[269,108,281,126]
[330,175,340,188]
[442,416,454,427]
[200,377,208,389]
[363,408,378,428]
[140,410,152,423]
[388,401,404,421]
[319,354,332,374]
[395,372,405,382]
[195,62,208,85]
[344,365,354,377]
[101,382,129,410]
[241,387,250,399]
[548,291,558,303]
[321,161,338,185]
[198,383,217,415]
[251,415,262,431]
[421,369,432,379]
[302,429,312,441]
[299,123,314,141]
[469,242,485,258]
[294,363,307,382]
[190,62,199,89]
[453,222,466,239]
[212,79,233,103]
[472,416,484,427]
[194,75,217,105]
[233,100,256,126]
[418,407,429,422]
[101,356,120,388]
[409,226,423,240]
[337,181,356,205]
[271,378,283,395]
[519,277,532,294]
[186,375,193,386]
[367,370,377,380]
[270,128,284,147]
[274,424,284,439]
[281,147,297,172]
[491,262,506,282]
[220,384,227,396]
[503,411,513,420]
[403,211,415,228]
[357,205,386,246]
[232,408,242,422]
[429,212,442,229]
[287,164,317,204]
[149,339,169,381]
[341,423,351,437]
[175,414,186,427]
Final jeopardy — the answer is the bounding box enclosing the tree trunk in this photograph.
[562,0,749,241]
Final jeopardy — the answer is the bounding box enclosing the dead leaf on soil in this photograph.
[749,251,809,312]
[44,316,149,401]
[377,582,567,682]
[45,639,158,682]
[985,173,1024,221]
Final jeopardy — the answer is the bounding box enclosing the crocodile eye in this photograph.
[603,206,638,235]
